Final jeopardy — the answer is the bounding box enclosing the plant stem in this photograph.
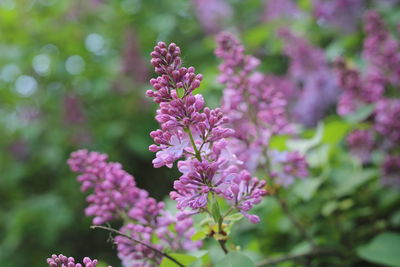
[185,127,202,161]
[256,247,339,266]
[211,194,229,255]
[218,240,228,254]
[275,193,316,248]
[91,225,185,267]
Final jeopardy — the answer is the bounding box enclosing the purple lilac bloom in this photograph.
[382,155,400,188]
[170,158,237,210]
[263,0,302,22]
[116,214,201,267]
[191,0,232,34]
[279,29,339,126]
[121,29,149,84]
[269,150,309,187]
[116,224,163,267]
[68,149,201,265]
[67,149,148,225]
[375,99,400,144]
[313,0,364,33]
[363,11,400,85]
[222,170,267,223]
[63,93,86,125]
[147,41,267,223]
[335,59,384,116]
[47,254,99,267]
[346,129,375,164]
[215,32,309,187]
[215,32,292,171]
[115,210,201,267]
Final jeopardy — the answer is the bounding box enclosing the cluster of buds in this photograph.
[66,149,201,266]
[335,58,384,116]
[47,254,99,267]
[147,41,268,227]
[363,11,400,85]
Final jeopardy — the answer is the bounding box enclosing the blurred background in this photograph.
[1,0,399,266]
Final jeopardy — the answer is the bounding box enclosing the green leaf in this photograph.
[298,0,312,11]
[244,24,271,49]
[188,250,210,266]
[199,216,214,226]
[344,104,375,124]
[188,259,203,267]
[224,213,244,222]
[334,169,377,197]
[390,210,400,227]
[215,252,256,267]
[307,144,331,168]
[191,230,206,241]
[322,120,350,145]
[287,123,323,154]
[160,253,198,267]
[357,232,400,266]
[269,135,289,151]
[96,262,112,267]
[293,178,324,201]
[321,201,338,217]
[210,196,222,224]
[338,198,354,210]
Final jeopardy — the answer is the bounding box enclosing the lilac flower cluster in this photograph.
[313,0,363,32]
[374,99,400,144]
[337,12,399,116]
[263,0,302,22]
[191,0,232,34]
[346,129,375,164]
[215,32,309,187]
[337,67,400,185]
[336,11,400,187]
[67,149,147,225]
[68,149,201,266]
[363,11,400,85]
[215,32,292,173]
[278,29,339,126]
[47,254,98,267]
[335,59,384,116]
[382,155,400,188]
[269,151,309,187]
[147,41,267,223]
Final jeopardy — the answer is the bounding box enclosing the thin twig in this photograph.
[218,240,228,254]
[91,225,185,267]
[256,248,339,267]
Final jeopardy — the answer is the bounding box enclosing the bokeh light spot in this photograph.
[33,54,51,75]
[65,55,85,75]
[15,75,38,97]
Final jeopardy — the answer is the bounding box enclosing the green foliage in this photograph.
[343,104,375,124]
[357,232,400,266]
[287,123,324,153]
[160,254,198,267]
[215,252,256,267]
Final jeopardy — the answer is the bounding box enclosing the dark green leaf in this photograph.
[160,254,198,267]
[215,252,256,267]
[357,232,400,266]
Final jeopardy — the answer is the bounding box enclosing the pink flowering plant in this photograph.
[39,4,400,267]
[46,38,314,266]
